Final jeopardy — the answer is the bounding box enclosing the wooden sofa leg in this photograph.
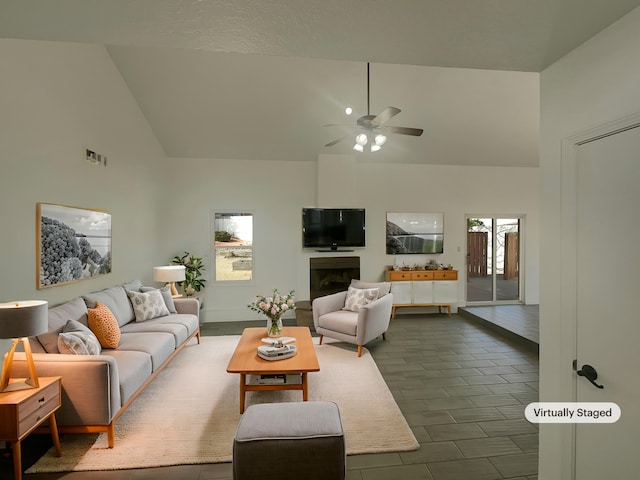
[357,345,363,357]
[382,332,386,340]
[107,423,115,448]
[319,335,324,345]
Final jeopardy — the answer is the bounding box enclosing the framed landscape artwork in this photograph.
[386,212,444,254]
[37,203,112,288]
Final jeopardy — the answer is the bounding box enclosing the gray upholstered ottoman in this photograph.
[233,401,346,480]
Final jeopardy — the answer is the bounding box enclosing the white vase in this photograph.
[267,316,283,338]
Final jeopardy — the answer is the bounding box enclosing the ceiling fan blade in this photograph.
[386,126,424,136]
[372,107,401,126]
[325,136,347,147]
[323,124,363,129]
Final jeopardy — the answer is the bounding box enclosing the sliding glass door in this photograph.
[466,216,522,304]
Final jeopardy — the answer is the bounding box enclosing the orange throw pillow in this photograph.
[88,301,121,349]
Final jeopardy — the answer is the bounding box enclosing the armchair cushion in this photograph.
[343,286,380,312]
[317,310,358,336]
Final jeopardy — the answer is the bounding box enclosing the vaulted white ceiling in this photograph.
[2,0,639,165]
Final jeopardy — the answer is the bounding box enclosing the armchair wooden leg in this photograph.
[357,345,363,357]
[319,335,324,345]
[382,332,386,340]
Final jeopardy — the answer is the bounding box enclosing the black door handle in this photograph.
[577,364,604,389]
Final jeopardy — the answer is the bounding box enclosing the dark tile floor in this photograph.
[6,310,539,480]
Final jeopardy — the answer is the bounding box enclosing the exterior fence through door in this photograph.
[467,231,488,278]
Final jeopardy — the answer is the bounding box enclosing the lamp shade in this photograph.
[153,265,186,283]
[0,300,48,339]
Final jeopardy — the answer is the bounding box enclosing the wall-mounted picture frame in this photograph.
[37,203,112,289]
[386,212,444,254]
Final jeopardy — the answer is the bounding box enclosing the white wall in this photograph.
[0,39,166,353]
[539,6,640,478]
[158,157,317,322]
[165,155,539,322]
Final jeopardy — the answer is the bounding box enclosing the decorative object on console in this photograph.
[170,252,207,296]
[386,212,444,254]
[0,300,48,392]
[248,289,296,338]
[37,203,112,289]
[153,265,185,297]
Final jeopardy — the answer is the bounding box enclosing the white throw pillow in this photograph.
[343,286,380,312]
[127,289,170,322]
[58,319,101,355]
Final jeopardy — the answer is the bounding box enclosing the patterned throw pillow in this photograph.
[127,289,170,322]
[58,319,101,355]
[140,285,177,313]
[342,286,380,312]
[88,301,121,348]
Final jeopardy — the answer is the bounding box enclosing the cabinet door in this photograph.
[390,281,412,304]
[412,281,434,304]
[433,281,458,303]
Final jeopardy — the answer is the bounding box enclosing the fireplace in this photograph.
[309,256,360,301]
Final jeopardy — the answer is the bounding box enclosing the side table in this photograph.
[0,376,62,480]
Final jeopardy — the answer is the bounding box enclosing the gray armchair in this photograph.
[312,280,393,357]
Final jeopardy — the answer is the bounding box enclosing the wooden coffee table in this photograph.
[226,326,320,413]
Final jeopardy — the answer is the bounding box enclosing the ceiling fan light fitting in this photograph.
[371,144,382,152]
[353,143,364,152]
[355,133,368,145]
[374,134,387,146]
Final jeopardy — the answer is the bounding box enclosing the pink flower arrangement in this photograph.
[248,289,296,321]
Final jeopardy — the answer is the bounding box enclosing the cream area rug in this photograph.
[28,335,418,473]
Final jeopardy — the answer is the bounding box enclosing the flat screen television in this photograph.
[302,208,365,250]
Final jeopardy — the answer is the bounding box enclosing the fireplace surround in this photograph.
[309,257,360,301]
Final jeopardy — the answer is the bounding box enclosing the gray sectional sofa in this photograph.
[12,279,200,448]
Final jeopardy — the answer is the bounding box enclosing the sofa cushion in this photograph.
[343,286,379,312]
[101,349,153,406]
[350,279,391,296]
[58,319,101,355]
[88,302,121,348]
[83,286,135,327]
[121,279,143,292]
[127,289,170,322]
[116,332,176,371]
[119,313,198,347]
[140,285,177,313]
[38,297,89,354]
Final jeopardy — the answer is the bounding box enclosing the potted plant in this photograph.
[171,252,207,296]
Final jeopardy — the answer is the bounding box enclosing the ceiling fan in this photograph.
[324,62,423,152]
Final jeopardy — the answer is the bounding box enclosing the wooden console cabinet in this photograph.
[384,267,458,318]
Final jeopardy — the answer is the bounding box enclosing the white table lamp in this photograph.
[0,300,48,392]
[153,265,186,297]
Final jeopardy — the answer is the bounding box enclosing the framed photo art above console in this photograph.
[386,212,444,254]
[37,203,112,288]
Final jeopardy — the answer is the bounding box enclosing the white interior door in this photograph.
[574,125,640,479]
